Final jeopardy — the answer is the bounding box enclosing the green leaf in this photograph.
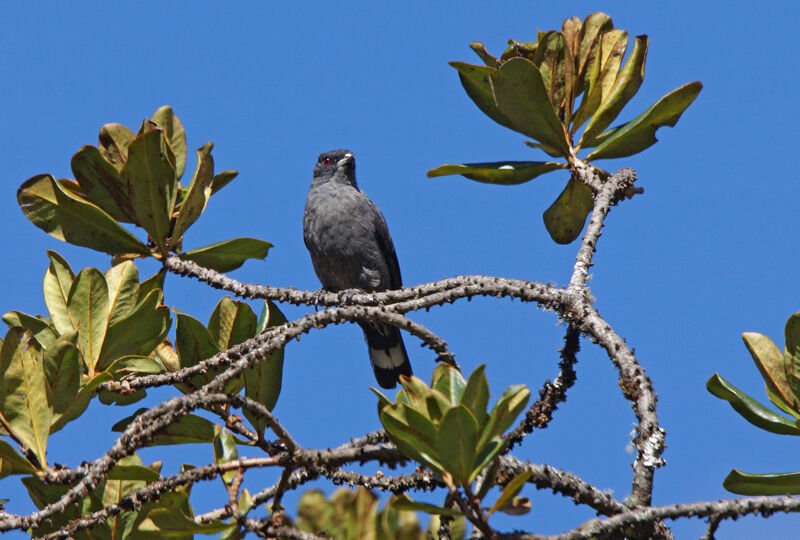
[0,328,52,467]
[531,31,568,117]
[17,174,150,256]
[2,311,57,347]
[783,314,800,407]
[460,365,490,426]
[42,337,80,413]
[579,35,648,146]
[572,29,628,133]
[43,250,75,335]
[112,411,217,446]
[426,161,562,185]
[575,13,614,84]
[180,237,272,272]
[104,260,140,327]
[96,289,170,372]
[138,269,166,304]
[213,426,239,485]
[436,405,479,485]
[210,170,238,195]
[723,469,800,496]
[50,372,112,433]
[479,384,530,449]
[487,470,532,516]
[98,123,135,170]
[469,42,498,68]
[490,57,570,156]
[109,459,162,482]
[585,82,702,160]
[706,373,800,435]
[244,301,286,435]
[122,129,178,254]
[172,142,215,245]
[67,268,110,374]
[472,437,505,484]
[391,495,462,517]
[0,438,38,478]
[71,145,135,222]
[150,105,187,180]
[742,332,798,414]
[106,355,165,378]
[448,62,515,132]
[431,364,466,405]
[208,297,257,352]
[543,177,594,244]
[380,404,445,473]
[174,311,223,392]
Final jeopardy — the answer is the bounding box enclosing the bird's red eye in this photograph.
[322,157,331,165]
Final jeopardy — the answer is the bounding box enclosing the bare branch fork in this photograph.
[3,167,794,539]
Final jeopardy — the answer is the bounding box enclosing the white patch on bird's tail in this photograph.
[368,343,407,370]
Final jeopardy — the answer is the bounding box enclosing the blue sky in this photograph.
[1,2,798,538]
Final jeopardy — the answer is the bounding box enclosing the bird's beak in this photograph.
[337,153,354,167]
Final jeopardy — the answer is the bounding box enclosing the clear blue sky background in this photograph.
[1,2,798,538]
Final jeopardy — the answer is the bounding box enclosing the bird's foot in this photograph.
[338,288,363,304]
[310,289,330,307]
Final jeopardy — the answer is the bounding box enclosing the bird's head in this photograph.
[313,149,357,188]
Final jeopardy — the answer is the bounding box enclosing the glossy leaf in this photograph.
[448,62,515,131]
[106,355,165,377]
[579,35,648,146]
[431,364,466,405]
[0,438,38,478]
[490,57,570,156]
[180,237,272,272]
[151,106,187,180]
[113,411,217,445]
[742,332,797,413]
[244,301,286,435]
[723,469,800,495]
[172,142,215,245]
[208,297,257,352]
[471,437,505,484]
[478,384,530,449]
[572,29,628,133]
[784,313,800,405]
[586,82,702,160]
[122,129,178,254]
[0,328,51,467]
[71,145,134,222]
[17,174,149,256]
[436,405,479,484]
[138,269,166,304]
[50,372,112,433]
[211,170,238,195]
[67,268,109,374]
[98,123,135,170]
[469,41,498,68]
[174,311,222,392]
[2,311,57,347]
[104,260,140,327]
[213,426,239,485]
[380,403,445,473]
[43,250,75,335]
[575,13,614,84]
[427,161,562,185]
[706,373,800,435]
[42,338,80,413]
[460,364,490,426]
[97,289,170,372]
[488,470,532,516]
[531,31,568,116]
[543,177,594,244]
[391,495,462,517]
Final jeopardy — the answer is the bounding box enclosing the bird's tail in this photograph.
[358,322,412,389]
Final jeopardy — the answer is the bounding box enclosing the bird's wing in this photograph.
[370,201,403,289]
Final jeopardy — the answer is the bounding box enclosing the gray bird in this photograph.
[303,149,412,389]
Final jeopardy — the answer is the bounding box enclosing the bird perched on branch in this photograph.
[303,149,412,389]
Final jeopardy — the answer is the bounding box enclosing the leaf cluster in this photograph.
[708,312,800,495]
[428,12,702,243]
